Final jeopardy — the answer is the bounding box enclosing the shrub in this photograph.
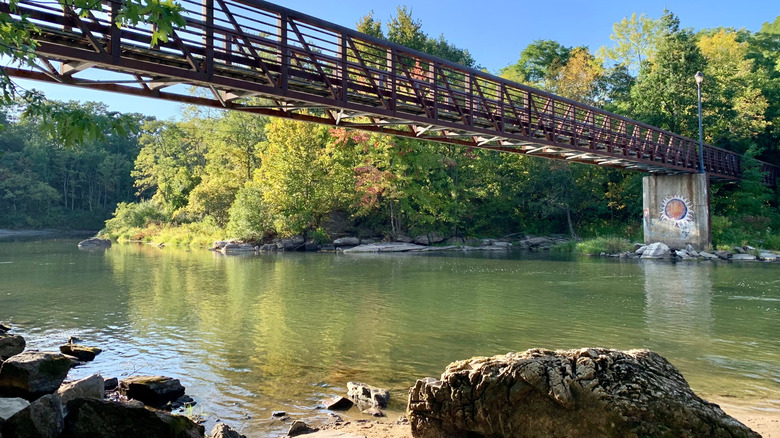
[226,183,273,241]
[575,237,632,255]
[102,201,168,238]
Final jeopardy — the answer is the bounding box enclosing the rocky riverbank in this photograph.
[210,233,570,254]
[602,241,780,262]
[3,326,777,438]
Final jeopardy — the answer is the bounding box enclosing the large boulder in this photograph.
[333,237,360,247]
[347,382,389,410]
[59,344,102,361]
[62,398,204,438]
[1,394,63,438]
[640,242,671,259]
[0,352,73,399]
[57,374,105,407]
[0,334,25,360]
[118,375,185,407]
[408,348,758,438]
[0,397,30,425]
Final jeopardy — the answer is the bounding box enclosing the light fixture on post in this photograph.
[695,71,704,173]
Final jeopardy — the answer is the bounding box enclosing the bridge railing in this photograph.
[5,0,778,185]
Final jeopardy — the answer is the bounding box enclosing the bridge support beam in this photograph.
[643,173,710,250]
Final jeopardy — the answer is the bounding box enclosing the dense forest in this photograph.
[1,9,779,248]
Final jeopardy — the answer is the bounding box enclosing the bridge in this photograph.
[3,0,778,248]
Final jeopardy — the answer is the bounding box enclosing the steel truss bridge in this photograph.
[2,0,777,186]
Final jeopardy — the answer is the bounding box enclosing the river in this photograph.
[1,239,778,435]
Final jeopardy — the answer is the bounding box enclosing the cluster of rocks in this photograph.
[0,325,243,438]
[211,233,571,255]
[408,348,759,438]
[606,242,780,262]
[286,382,392,437]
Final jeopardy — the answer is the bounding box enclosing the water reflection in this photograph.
[642,261,713,338]
[2,241,779,434]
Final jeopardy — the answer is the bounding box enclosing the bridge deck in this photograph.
[3,0,777,185]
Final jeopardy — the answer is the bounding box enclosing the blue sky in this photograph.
[13,0,779,120]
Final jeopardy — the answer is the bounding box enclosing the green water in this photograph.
[1,239,779,435]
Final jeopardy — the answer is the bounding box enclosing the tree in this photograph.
[257,118,352,236]
[549,47,603,104]
[132,120,205,214]
[698,30,768,152]
[499,40,572,86]
[386,6,426,51]
[599,13,662,73]
[1,0,185,145]
[630,11,704,137]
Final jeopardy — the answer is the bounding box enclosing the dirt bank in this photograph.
[320,402,779,438]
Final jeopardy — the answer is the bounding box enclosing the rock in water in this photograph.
[347,382,389,410]
[640,242,671,259]
[1,394,63,438]
[0,333,25,360]
[407,348,759,438]
[59,344,102,361]
[210,423,246,438]
[0,352,73,400]
[63,398,204,438]
[77,238,111,249]
[322,396,353,411]
[118,376,185,407]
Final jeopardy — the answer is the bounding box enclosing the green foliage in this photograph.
[226,182,272,240]
[310,227,331,244]
[0,100,143,229]
[575,237,633,255]
[499,40,573,85]
[103,200,167,237]
[630,11,704,136]
[598,12,662,73]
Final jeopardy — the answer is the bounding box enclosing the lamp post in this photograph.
[695,71,704,173]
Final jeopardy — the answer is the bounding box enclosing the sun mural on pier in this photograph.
[659,195,695,228]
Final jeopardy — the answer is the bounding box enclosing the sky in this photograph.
[12,0,779,120]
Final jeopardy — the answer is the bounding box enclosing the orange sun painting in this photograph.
[659,195,694,228]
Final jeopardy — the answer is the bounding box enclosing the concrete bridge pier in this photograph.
[643,173,711,250]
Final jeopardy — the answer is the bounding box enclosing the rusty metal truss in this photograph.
[2,0,777,186]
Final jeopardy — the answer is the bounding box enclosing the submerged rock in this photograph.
[63,398,204,438]
[59,344,101,361]
[77,238,111,249]
[118,376,185,407]
[408,348,759,438]
[0,352,73,400]
[346,382,389,410]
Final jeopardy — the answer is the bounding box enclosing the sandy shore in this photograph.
[319,402,780,438]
